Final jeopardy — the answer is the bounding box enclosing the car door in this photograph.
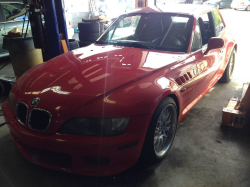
[188,17,212,99]
[192,11,224,97]
[206,10,226,79]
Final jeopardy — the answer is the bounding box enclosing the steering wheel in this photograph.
[151,34,186,47]
[127,34,139,41]
[172,34,186,47]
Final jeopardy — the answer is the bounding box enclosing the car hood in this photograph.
[13,44,187,133]
[15,44,185,100]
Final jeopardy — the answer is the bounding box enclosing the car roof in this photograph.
[129,5,216,18]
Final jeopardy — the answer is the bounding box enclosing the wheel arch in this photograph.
[167,94,180,122]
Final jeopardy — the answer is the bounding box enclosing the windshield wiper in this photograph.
[130,43,157,50]
[97,40,157,50]
[95,40,107,44]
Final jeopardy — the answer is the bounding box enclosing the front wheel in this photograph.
[140,97,177,162]
[246,5,250,11]
[219,49,235,83]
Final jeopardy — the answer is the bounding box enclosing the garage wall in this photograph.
[64,0,90,28]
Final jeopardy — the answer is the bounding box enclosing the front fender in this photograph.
[75,73,179,119]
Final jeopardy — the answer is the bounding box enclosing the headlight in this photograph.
[8,91,14,113]
[59,117,130,136]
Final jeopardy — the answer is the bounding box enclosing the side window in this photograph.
[211,11,225,37]
[191,20,202,52]
[201,13,209,22]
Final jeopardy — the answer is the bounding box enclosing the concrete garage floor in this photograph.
[1,9,250,187]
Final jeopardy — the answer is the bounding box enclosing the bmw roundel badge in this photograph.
[30,97,40,106]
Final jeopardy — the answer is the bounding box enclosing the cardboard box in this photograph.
[221,83,250,129]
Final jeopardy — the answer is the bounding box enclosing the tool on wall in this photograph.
[89,0,99,17]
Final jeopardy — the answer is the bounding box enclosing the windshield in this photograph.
[96,13,194,53]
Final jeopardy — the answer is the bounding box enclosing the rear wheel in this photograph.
[246,5,250,11]
[219,49,235,83]
[140,97,177,162]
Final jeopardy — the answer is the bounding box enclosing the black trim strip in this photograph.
[118,141,139,151]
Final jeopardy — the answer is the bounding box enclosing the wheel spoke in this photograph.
[166,114,171,124]
[163,134,168,144]
[154,136,158,144]
[156,137,161,151]
[166,124,171,131]
[158,136,163,151]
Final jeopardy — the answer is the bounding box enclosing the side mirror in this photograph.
[204,37,224,55]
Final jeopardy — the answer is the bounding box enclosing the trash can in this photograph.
[3,36,43,79]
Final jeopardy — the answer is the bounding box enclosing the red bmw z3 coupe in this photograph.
[2,5,236,176]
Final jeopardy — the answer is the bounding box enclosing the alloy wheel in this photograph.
[154,105,176,157]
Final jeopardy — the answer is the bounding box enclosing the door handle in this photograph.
[181,88,187,92]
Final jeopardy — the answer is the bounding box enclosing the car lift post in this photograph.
[43,0,69,59]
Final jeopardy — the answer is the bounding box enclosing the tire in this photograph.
[0,80,11,99]
[140,97,177,162]
[79,32,100,42]
[246,5,250,11]
[78,22,104,33]
[68,39,79,51]
[219,49,235,83]
[234,8,238,10]
[79,41,93,47]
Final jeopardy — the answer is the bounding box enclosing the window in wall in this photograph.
[2,3,25,21]
[191,20,202,52]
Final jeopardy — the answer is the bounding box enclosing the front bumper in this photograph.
[2,100,149,176]
[231,4,248,9]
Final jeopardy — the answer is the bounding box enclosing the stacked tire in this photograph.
[68,39,79,51]
[78,22,104,47]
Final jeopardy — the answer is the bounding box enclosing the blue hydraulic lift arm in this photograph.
[43,0,69,59]
[55,0,70,50]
